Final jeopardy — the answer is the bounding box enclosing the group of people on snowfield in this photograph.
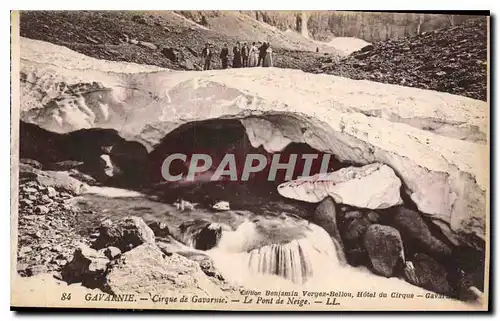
[201,41,273,71]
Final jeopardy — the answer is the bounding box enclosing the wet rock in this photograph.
[341,216,371,267]
[364,224,404,277]
[344,248,367,267]
[61,244,110,287]
[387,207,452,260]
[103,243,226,296]
[343,217,371,241]
[404,253,452,295]
[92,217,156,252]
[174,199,197,212]
[147,221,170,238]
[277,163,403,210]
[179,220,222,251]
[212,201,230,211]
[312,197,345,261]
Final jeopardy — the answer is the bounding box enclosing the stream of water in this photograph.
[79,186,476,309]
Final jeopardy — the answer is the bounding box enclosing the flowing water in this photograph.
[77,186,476,309]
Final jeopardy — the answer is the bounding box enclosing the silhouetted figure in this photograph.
[258,42,268,66]
[220,43,229,69]
[201,43,212,71]
[233,42,242,68]
[241,43,249,67]
[316,47,319,53]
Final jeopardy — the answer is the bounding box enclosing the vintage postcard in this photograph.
[10,10,490,311]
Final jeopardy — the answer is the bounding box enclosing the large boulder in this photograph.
[156,239,224,280]
[19,37,488,250]
[61,244,109,288]
[178,220,223,250]
[386,207,453,260]
[19,164,88,195]
[363,224,404,277]
[404,253,453,296]
[312,197,345,261]
[103,243,227,296]
[277,163,403,209]
[92,217,156,252]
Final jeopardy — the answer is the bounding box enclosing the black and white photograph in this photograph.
[10,10,490,311]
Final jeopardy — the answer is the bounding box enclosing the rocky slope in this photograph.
[317,18,488,101]
[15,160,237,300]
[19,11,337,72]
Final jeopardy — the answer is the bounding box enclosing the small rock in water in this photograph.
[148,221,170,238]
[179,220,222,251]
[174,199,197,212]
[212,201,230,211]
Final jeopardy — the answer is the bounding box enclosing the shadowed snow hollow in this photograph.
[19,37,488,250]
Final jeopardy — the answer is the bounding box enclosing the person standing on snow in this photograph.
[258,41,268,66]
[220,43,229,69]
[248,42,258,67]
[232,42,242,68]
[241,42,249,67]
[201,43,212,70]
[263,42,274,67]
